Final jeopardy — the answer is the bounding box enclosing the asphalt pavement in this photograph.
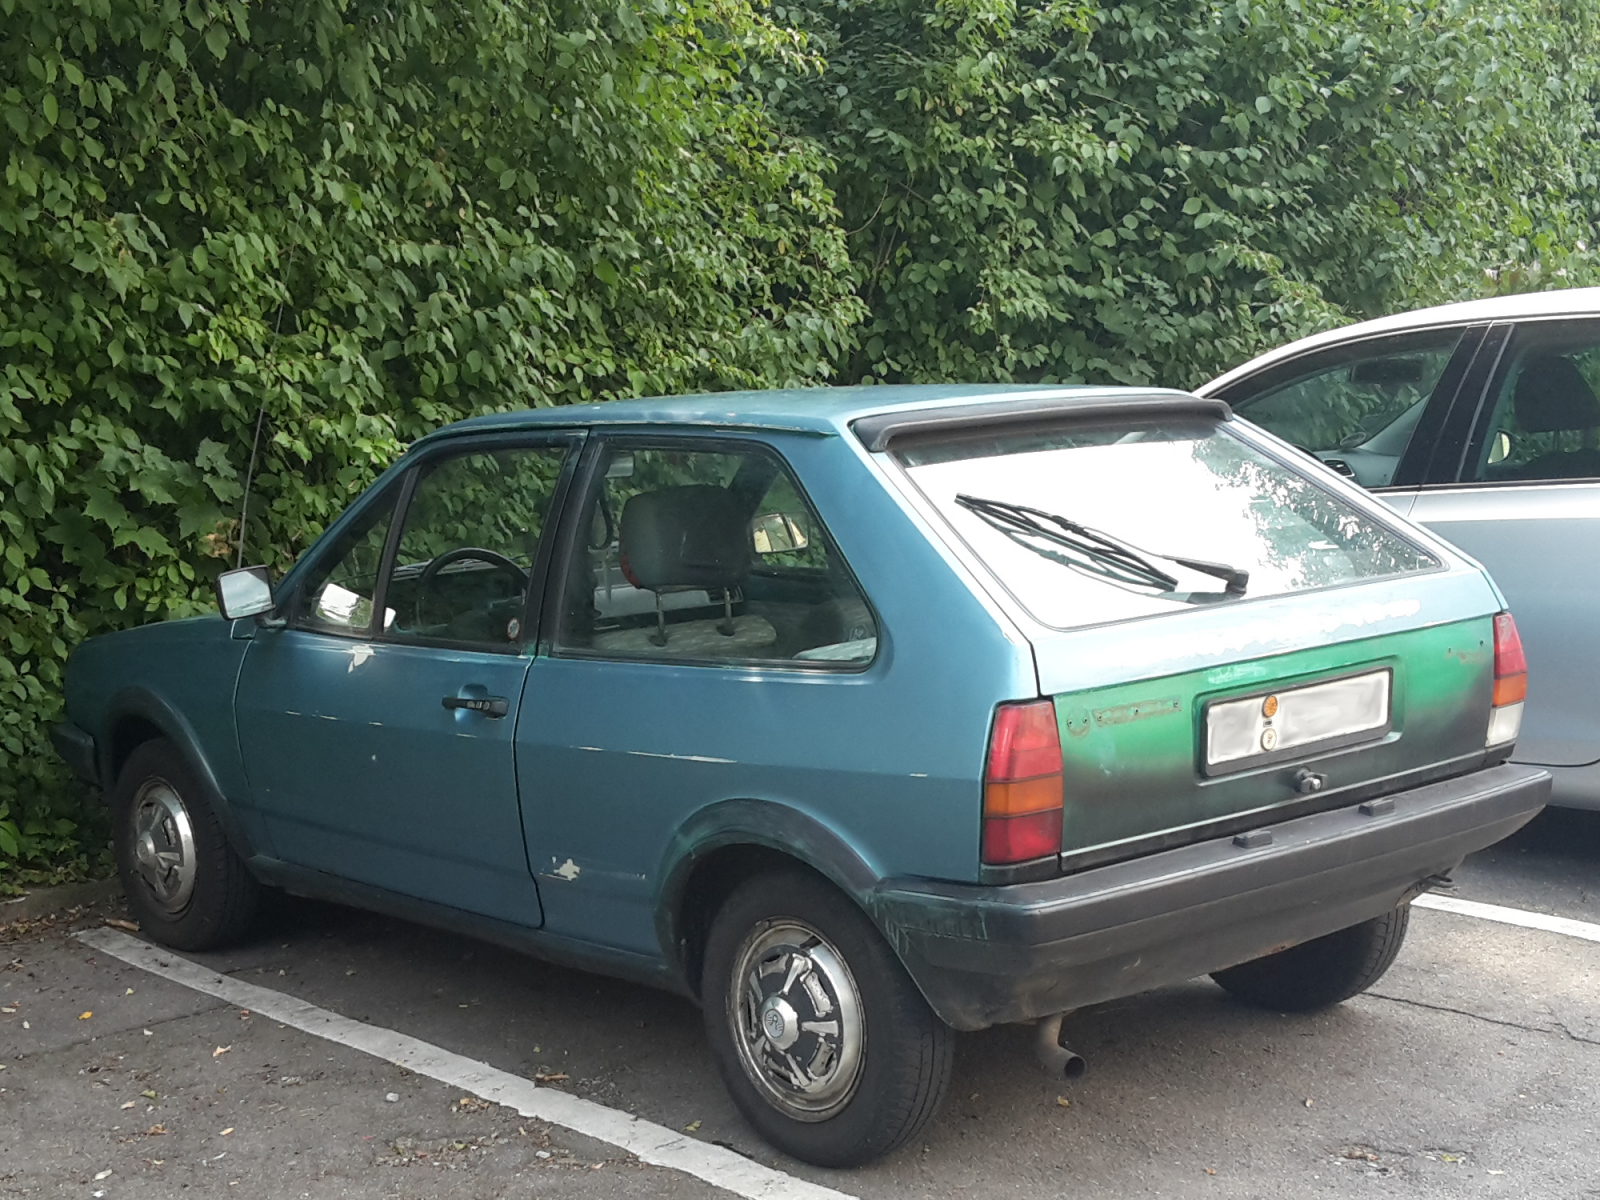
[2,805,1597,1200]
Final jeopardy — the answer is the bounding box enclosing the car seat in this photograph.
[592,486,776,657]
[1506,354,1600,481]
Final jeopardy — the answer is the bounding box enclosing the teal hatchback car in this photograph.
[54,386,1548,1165]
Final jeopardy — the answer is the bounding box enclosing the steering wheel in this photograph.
[412,547,527,631]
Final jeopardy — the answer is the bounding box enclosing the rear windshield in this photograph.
[896,419,1438,631]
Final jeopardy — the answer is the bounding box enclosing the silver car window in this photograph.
[1470,323,1600,484]
[1227,328,1463,488]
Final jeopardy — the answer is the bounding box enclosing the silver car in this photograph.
[1200,287,1600,811]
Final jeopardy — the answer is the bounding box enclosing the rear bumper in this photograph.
[870,763,1549,1031]
[49,723,100,786]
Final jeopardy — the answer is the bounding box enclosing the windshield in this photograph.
[896,419,1437,631]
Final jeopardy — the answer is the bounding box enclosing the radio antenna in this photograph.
[234,202,306,569]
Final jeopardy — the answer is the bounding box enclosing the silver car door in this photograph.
[1409,317,1600,769]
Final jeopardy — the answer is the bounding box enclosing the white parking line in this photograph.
[75,928,854,1200]
[1414,893,1600,944]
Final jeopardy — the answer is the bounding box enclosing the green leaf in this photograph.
[205,24,229,61]
[84,490,131,531]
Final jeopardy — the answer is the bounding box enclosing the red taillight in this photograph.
[1492,612,1527,707]
[982,700,1063,866]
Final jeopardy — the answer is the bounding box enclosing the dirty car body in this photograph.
[54,386,1548,1166]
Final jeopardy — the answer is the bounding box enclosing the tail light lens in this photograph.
[982,700,1063,865]
[1487,611,1526,747]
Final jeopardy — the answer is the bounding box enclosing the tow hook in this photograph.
[1035,1011,1087,1079]
[1293,768,1326,795]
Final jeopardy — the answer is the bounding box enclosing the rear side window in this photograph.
[555,442,876,666]
[1467,320,1600,484]
[896,420,1437,631]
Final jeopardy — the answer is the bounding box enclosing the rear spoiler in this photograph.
[851,392,1231,453]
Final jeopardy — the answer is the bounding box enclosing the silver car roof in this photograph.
[1200,286,1600,395]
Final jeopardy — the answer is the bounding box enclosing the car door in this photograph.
[1408,318,1600,769]
[1206,325,1487,520]
[236,434,579,923]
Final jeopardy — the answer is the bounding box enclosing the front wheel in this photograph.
[1211,904,1411,1011]
[700,869,953,1167]
[111,739,262,951]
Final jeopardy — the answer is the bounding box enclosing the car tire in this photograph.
[111,738,262,951]
[700,868,953,1167]
[1210,904,1411,1012]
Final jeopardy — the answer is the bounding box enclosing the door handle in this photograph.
[442,695,510,718]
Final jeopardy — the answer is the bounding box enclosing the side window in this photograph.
[556,442,876,666]
[382,443,571,647]
[295,493,396,637]
[1467,321,1600,484]
[1225,328,1465,488]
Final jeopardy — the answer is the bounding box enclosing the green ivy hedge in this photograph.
[766,0,1600,385]
[3,0,1598,887]
[0,0,862,887]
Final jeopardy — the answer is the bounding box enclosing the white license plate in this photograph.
[1204,669,1391,774]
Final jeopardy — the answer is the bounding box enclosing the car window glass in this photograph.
[294,494,396,636]
[557,444,876,666]
[383,444,570,647]
[1228,328,1463,488]
[898,420,1437,632]
[1469,323,1600,483]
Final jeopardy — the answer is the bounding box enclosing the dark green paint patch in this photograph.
[1051,616,1495,857]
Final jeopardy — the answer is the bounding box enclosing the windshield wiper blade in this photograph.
[953,494,1249,597]
[954,494,1178,591]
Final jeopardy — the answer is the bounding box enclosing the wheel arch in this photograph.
[98,687,257,862]
[655,799,886,999]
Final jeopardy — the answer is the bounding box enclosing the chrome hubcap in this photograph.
[728,921,864,1121]
[130,779,197,913]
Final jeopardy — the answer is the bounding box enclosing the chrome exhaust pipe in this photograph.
[1035,1011,1087,1079]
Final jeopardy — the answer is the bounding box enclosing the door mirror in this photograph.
[216,566,275,620]
[751,512,809,555]
[1487,429,1512,465]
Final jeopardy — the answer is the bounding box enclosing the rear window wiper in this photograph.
[953,494,1249,599]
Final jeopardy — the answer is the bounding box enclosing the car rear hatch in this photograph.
[869,391,1509,871]
[1030,583,1498,870]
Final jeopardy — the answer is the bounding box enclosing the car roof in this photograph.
[1199,285,1600,395]
[414,383,1200,445]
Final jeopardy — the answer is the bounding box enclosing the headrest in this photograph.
[1514,355,1600,433]
[620,486,751,592]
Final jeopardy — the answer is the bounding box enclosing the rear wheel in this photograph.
[1211,905,1410,1011]
[112,739,262,950]
[700,869,953,1167]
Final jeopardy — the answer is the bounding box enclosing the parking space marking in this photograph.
[1415,893,1600,944]
[75,928,855,1200]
